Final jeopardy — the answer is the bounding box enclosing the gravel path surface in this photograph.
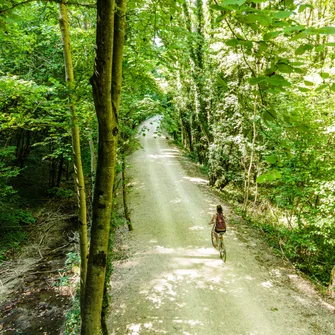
[108,116,335,335]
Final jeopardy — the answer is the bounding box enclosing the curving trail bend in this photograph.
[108,116,335,335]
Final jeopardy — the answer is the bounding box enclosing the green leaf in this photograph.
[305,27,319,35]
[284,25,305,35]
[267,74,291,87]
[304,80,314,86]
[265,154,277,164]
[272,170,282,179]
[298,4,313,13]
[256,174,268,183]
[217,77,228,90]
[216,15,226,23]
[249,23,260,33]
[248,76,267,85]
[330,83,335,92]
[283,0,294,6]
[298,87,310,92]
[326,42,335,47]
[258,14,272,27]
[295,44,313,55]
[263,31,281,41]
[258,41,267,52]
[315,45,325,52]
[317,27,335,35]
[293,68,305,74]
[320,72,329,79]
[277,63,293,74]
[240,40,253,49]
[210,4,226,10]
[290,31,307,40]
[273,11,292,19]
[244,13,272,27]
[225,39,239,46]
[221,0,246,5]
[290,62,305,66]
[262,109,277,121]
[264,66,276,75]
[244,14,259,23]
[257,170,281,183]
[316,84,327,91]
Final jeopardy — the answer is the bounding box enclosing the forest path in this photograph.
[108,116,335,335]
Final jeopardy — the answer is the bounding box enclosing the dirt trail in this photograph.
[108,116,335,335]
[0,207,75,335]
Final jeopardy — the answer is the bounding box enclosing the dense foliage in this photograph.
[0,0,334,306]
[150,0,335,286]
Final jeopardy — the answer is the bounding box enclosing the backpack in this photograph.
[216,213,226,232]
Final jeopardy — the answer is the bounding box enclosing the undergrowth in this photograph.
[63,211,128,334]
[221,189,335,288]
[176,145,335,290]
[0,207,36,262]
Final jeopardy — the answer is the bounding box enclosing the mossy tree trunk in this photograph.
[122,154,133,231]
[81,0,116,333]
[100,0,129,332]
[58,3,88,319]
[112,0,131,232]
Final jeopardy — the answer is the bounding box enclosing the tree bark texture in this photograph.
[58,3,88,319]
[101,0,130,330]
[81,0,116,333]
[122,155,133,231]
[88,129,96,202]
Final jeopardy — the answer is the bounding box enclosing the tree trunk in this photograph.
[81,0,116,333]
[88,128,96,201]
[122,155,133,231]
[243,96,257,210]
[59,3,88,320]
[329,265,335,298]
[102,0,129,331]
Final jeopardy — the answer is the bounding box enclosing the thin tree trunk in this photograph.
[88,128,96,202]
[59,3,88,319]
[81,0,116,333]
[243,98,257,210]
[122,155,133,231]
[328,265,335,298]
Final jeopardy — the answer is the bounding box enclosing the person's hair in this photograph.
[217,205,223,214]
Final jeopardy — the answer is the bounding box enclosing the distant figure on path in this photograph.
[209,205,226,232]
[209,205,227,249]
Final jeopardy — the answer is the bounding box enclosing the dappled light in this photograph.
[2,0,335,334]
[147,152,179,160]
[109,116,335,335]
[183,176,208,185]
[111,241,301,334]
[261,281,273,289]
[188,225,204,231]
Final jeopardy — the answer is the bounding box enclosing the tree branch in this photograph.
[0,0,95,14]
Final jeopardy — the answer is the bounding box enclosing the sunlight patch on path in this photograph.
[183,176,208,185]
[261,281,273,289]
